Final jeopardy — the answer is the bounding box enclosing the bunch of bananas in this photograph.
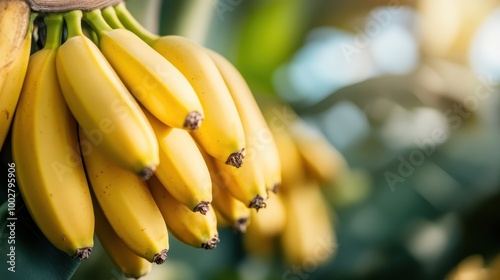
[240,100,347,268]
[1,0,344,278]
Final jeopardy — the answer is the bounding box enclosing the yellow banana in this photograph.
[11,14,94,260]
[247,191,286,237]
[212,206,231,229]
[268,119,307,192]
[56,10,158,177]
[94,197,152,278]
[83,8,204,130]
[143,108,212,213]
[211,181,251,233]
[0,1,32,150]
[148,176,219,250]
[0,0,30,69]
[287,119,346,183]
[81,128,168,264]
[198,139,267,210]
[243,192,286,258]
[114,2,246,167]
[213,143,267,209]
[207,49,282,193]
[281,181,337,266]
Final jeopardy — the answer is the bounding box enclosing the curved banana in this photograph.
[198,139,266,210]
[81,128,168,264]
[0,0,30,69]
[214,150,268,210]
[211,181,251,233]
[268,116,307,192]
[56,10,158,177]
[244,189,286,258]
[12,14,94,260]
[0,1,32,151]
[247,192,286,237]
[143,108,212,214]
[114,2,246,167]
[148,176,219,250]
[207,49,282,193]
[83,8,204,130]
[281,181,337,266]
[94,197,152,278]
[287,119,347,183]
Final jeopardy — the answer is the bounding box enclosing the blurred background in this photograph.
[2,0,500,279]
[73,0,500,279]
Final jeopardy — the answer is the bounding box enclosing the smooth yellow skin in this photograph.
[287,119,347,183]
[81,129,168,262]
[94,199,152,278]
[148,176,218,249]
[211,181,251,232]
[214,150,268,208]
[208,49,282,192]
[197,136,266,209]
[98,28,204,129]
[281,181,337,266]
[0,5,31,151]
[270,124,307,192]
[151,35,246,164]
[144,109,212,211]
[56,21,159,175]
[12,22,94,257]
[248,192,286,237]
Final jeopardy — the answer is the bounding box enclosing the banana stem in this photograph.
[113,2,159,46]
[64,10,84,39]
[101,6,125,29]
[43,14,63,50]
[83,9,113,37]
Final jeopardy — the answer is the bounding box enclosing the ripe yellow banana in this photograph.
[247,192,286,237]
[207,49,282,193]
[269,118,307,192]
[281,181,337,266]
[143,108,212,214]
[94,197,152,278]
[148,175,219,250]
[198,139,267,210]
[81,128,168,264]
[287,119,346,183]
[83,8,204,130]
[243,192,286,258]
[56,10,158,177]
[0,1,32,151]
[114,2,246,167]
[211,181,251,233]
[11,14,94,260]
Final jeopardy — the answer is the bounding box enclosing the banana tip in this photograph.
[152,249,168,264]
[225,148,245,168]
[193,201,210,215]
[249,195,267,211]
[140,165,156,180]
[234,218,249,233]
[75,247,92,260]
[184,111,203,130]
[201,235,220,250]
